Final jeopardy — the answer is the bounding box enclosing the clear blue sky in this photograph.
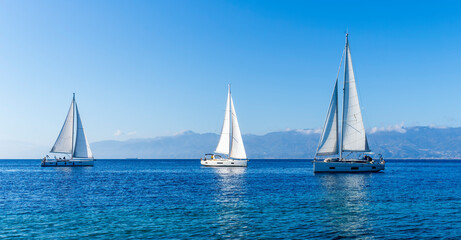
[0,0,460,146]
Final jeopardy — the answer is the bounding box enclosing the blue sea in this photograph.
[0,159,460,239]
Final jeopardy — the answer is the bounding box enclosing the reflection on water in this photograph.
[211,167,248,238]
[317,174,374,238]
[213,166,246,176]
[49,166,94,209]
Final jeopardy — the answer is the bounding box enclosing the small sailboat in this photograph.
[41,94,94,167]
[313,33,385,173]
[201,85,248,167]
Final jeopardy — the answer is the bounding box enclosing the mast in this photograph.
[335,81,339,157]
[72,93,75,157]
[340,33,348,161]
[228,84,232,158]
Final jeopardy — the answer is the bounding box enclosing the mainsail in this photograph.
[50,99,74,153]
[214,86,247,159]
[316,80,339,156]
[73,104,93,158]
[229,96,247,159]
[215,87,231,155]
[50,94,93,159]
[341,35,369,152]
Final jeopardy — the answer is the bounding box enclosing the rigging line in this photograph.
[345,123,362,134]
[336,47,346,82]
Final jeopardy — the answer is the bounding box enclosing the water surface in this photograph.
[0,159,460,239]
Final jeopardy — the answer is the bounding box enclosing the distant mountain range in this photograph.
[91,126,461,159]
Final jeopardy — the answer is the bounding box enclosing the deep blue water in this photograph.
[0,159,460,239]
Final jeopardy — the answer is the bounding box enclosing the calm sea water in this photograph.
[0,159,460,239]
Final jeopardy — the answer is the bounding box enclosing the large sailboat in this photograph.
[41,94,94,167]
[201,85,248,167]
[313,34,385,173]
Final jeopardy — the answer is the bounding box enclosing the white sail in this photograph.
[341,37,370,152]
[229,96,247,159]
[73,104,93,158]
[50,99,74,153]
[316,80,339,156]
[215,87,231,155]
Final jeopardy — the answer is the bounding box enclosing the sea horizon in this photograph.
[4,158,461,161]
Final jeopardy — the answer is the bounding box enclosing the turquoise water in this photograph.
[0,159,460,239]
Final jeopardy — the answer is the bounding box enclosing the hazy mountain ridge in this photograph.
[91,126,461,159]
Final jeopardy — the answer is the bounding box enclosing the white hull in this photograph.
[314,160,384,173]
[41,159,94,167]
[201,159,248,167]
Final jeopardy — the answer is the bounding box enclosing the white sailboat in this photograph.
[201,85,248,167]
[41,93,94,167]
[314,33,385,173]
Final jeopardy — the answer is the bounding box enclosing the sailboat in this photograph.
[201,85,248,167]
[41,93,94,167]
[313,33,385,173]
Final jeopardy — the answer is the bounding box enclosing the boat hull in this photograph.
[201,159,248,167]
[41,159,94,167]
[314,160,384,173]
